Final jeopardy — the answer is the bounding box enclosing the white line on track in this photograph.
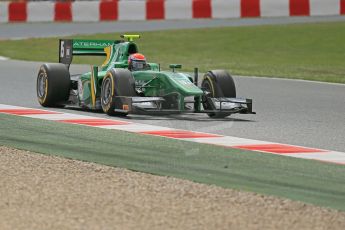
[234,75,345,86]
[0,56,9,61]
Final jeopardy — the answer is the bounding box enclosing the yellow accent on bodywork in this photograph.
[90,66,96,108]
[102,46,112,66]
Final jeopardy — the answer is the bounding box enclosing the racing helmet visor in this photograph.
[131,60,146,71]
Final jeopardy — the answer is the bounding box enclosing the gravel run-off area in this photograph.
[1,146,345,230]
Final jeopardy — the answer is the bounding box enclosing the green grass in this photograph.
[1,22,345,83]
[1,113,345,211]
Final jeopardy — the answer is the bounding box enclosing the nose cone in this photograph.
[169,72,203,96]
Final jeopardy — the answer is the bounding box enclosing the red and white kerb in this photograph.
[1,103,344,165]
[0,0,343,23]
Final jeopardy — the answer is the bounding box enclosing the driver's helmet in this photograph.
[128,53,147,71]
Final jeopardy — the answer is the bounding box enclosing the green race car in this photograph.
[36,35,255,118]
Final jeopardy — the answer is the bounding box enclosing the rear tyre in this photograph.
[36,63,70,107]
[101,68,137,116]
[201,70,236,118]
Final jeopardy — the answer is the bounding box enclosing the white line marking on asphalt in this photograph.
[236,75,345,86]
[0,56,9,61]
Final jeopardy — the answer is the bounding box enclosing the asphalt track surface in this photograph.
[1,59,344,153]
[1,16,344,153]
[1,16,345,40]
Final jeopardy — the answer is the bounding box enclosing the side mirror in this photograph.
[169,64,182,72]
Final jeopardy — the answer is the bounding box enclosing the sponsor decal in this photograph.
[73,41,113,48]
[59,40,72,64]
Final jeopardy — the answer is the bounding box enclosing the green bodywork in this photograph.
[68,37,203,110]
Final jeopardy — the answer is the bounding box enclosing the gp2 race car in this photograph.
[36,35,255,118]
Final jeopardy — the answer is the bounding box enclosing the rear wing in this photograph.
[59,39,122,67]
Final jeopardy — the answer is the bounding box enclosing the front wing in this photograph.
[112,96,255,115]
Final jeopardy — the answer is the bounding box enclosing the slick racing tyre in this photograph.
[201,70,236,118]
[101,68,137,116]
[36,63,71,107]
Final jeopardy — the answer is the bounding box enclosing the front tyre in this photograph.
[101,68,137,116]
[201,70,236,118]
[36,63,70,107]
